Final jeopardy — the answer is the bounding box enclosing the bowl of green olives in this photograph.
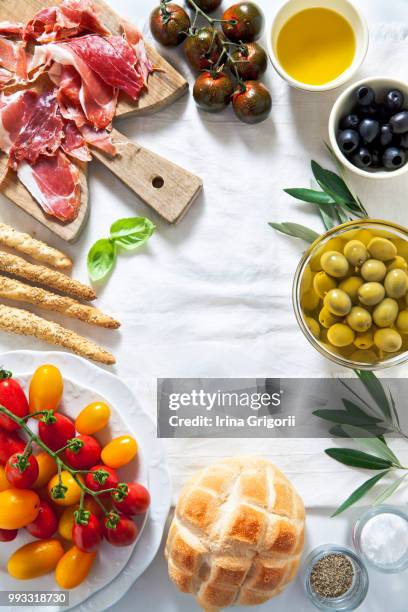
[293,219,408,369]
[329,77,408,177]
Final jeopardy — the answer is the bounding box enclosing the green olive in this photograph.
[396,310,408,334]
[350,349,378,363]
[339,276,364,303]
[374,328,402,353]
[361,259,387,282]
[387,256,408,272]
[323,289,352,316]
[373,298,399,328]
[313,271,337,298]
[305,316,320,339]
[354,329,374,350]
[346,307,372,332]
[384,269,408,299]
[318,307,341,329]
[343,240,369,267]
[327,323,355,347]
[368,237,397,261]
[301,290,320,312]
[320,251,349,278]
[358,282,385,306]
[301,265,313,295]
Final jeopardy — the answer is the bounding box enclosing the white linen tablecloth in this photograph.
[0,0,407,510]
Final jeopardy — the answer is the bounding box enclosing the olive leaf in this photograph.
[87,239,116,282]
[313,407,382,427]
[373,473,408,506]
[354,370,392,422]
[268,222,319,243]
[110,217,156,251]
[340,425,401,466]
[283,188,334,205]
[325,448,393,470]
[331,471,390,517]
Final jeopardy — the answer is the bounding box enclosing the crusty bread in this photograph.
[165,457,305,611]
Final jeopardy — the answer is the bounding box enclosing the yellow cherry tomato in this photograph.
[8,540,64,580]
[0,489,40,529]
[55,546,96,589]
[0,465,10,492]
[32,452,58,488]
[48,471,82,506]
[75,401,111,435]
[29,365,63,416]
[101,435,138,468]
[58,506,76,541]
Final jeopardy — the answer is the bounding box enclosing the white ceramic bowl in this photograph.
[329,76,408,179]
[267,0,369,92]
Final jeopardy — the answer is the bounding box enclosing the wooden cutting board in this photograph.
[0,0,202,241]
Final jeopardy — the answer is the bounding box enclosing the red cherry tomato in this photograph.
[103,514,138,547]
[5,453,39,489]
[113,483,151,516]
[26,500,58,539]
[0,430,25,465]
[73,512,102,553]
[0,528,18,542]
[38,413,76,452]
[65,435,101,470]
[85,465,119,497]
[0,372,29,431]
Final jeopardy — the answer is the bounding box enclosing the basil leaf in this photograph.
[325,448,393,470]
[313,408,382,426]
[373,473,408,506]
[110,217,156,251]
[269,222,319,243]
[355,370,392,421]
[341,425,401,466]
[284,188,334,205]
[332,471,390,517]
[87,239,116,282]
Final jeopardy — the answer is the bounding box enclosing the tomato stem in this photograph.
[0,368,12,380]
[187,0,237,27]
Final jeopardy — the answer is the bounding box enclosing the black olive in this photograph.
[380,124,393,147]
[376,103,391,123]
[400,132,408,148]
[383,147,406,170]
[340,114,359,130]
[386,89,404,113]
[337,129,359,154]
[390,110,408,134]
[359,118,380,143]
[352,147,372,169]
[355,85,375,106]
[359,104,378,118]
[371,149,382,168]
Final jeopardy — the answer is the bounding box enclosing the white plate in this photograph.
[0,351,171,612]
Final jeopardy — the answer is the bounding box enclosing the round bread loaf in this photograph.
[165,457,305,610]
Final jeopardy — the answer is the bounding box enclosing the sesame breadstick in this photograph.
[0,251,96,301]
[0,276,120,329]
[0,223,72,270]
[0,304,115,365]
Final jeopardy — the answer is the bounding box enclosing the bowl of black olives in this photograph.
[329,77,408,177]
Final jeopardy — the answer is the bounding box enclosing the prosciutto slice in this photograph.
[62,120,92,161]
[0,36,27,84]
[24,0,110,43]
[0,22,25,37]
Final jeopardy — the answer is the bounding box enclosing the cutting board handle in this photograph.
[92,129,202,223]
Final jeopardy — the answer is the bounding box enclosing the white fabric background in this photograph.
[0,0,407,510]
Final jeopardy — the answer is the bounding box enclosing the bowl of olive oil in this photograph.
[267,0,368,91]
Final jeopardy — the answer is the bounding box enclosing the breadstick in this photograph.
[0,276,120,329]
[0,304,115,365]
[0,223,72,270]
[0,251,96,301]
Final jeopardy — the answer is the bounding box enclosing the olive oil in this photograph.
[276,8,356,86]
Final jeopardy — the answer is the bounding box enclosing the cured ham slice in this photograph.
[24,0,110,44]
[80,124,116,156]
[62,120,92,161]
[0,37,27,84]
[0,22,25,37]
[121,21,154,86]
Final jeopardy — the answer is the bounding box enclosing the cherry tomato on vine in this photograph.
[103,514,138,547]
[195,0,223,12]
[0,489,40,529]
[8,539,64,580]
[48,471,82,507]
[38,413,76,452]
[26,499,58,539]
[55,546,96,589]
[0,528,18,541]
[0,430,25,465]
[222,2,264,43]
[75,401,110,435]
[73,512,102,553]
[5,453,39,489]
[85,464,119,496]
[232,80,272,124]
[113,483,151,516]
[229,41,267,81]
[29,365,63,416]
[0,370,29,431]
[32,452,58,488]
[150,2,191,47]
[58,506,76,541]
[65,435,101,470]
[193,71,234,112]
[101,435,138,469]
[185,27,223,71]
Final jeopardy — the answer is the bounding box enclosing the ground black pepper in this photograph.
[310,553,354,598]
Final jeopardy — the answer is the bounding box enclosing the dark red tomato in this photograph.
[103,515,138,547]
[65,435,101,470]
[0,431,25,465]
[229,41,267,80]
[0,372,29,431]
[150,3,191,47]
[222,2,264,43]
[25,500,57,539]
[0,528,18,542]
[85,465,119,497]
[113,483,151,516]
[193,71,234,112]
[232,80,272,124]
[195,0,222,12]
[73,512,102,553]
[5,453,39,489]
[185,27,223,71]
[38,413,76,452]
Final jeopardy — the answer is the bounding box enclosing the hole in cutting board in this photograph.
[152,175,164,189]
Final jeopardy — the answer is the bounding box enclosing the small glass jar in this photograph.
[303,544,369,611]
[353,505,408,573]
[293,219,408,370]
